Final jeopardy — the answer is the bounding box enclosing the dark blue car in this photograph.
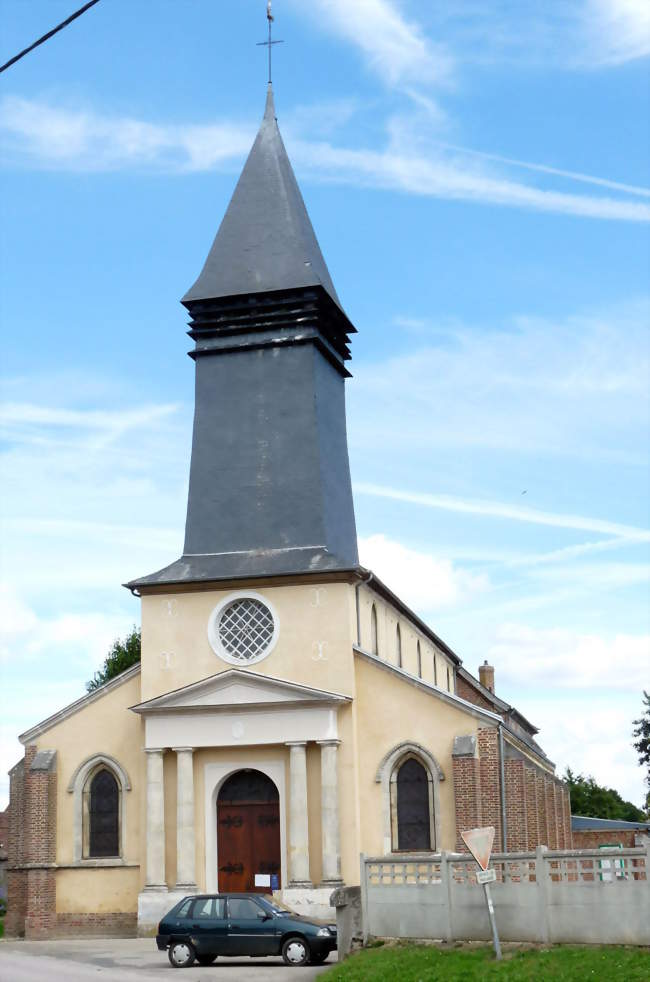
[157,893,337,968]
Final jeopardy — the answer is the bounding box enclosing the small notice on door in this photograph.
[255,873,271,887]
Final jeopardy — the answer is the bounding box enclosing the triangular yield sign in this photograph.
[461,826,495,870]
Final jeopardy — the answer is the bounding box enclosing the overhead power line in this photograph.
[0,0,102,75]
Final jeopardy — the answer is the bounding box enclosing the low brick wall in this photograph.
[572,829,639,849]
[55,912,138,937]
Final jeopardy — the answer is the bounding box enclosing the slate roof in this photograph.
[571,815,650,831]
[182,85,341,309]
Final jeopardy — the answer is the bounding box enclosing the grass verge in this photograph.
[322,942,649,980]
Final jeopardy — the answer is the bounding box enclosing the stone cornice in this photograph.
[130,667,351,715]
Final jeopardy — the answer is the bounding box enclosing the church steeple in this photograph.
[183,85,341,310]
[127,87,358,589]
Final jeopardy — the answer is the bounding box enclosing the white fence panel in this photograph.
[361,845,650,947]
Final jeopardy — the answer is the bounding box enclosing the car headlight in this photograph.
[317,927,331,937]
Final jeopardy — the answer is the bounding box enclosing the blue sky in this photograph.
[1,0,648,810]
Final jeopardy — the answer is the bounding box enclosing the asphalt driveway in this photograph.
[0,938,336,981]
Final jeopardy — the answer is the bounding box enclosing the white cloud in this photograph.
[2,96,649,222]
[359,533,487,610]
[488,623,650,691]
[432,141,650,198]
[520,696,646,806]
[350,302,650,460]
[585,0,650,65]
[0,95,253,173]
[420,2,650,69]
[293,137,650,221]
[0,584,134,666]
[355,483,650,541]
[291,0,454,88]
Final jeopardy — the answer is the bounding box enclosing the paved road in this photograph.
[0,938,337,981]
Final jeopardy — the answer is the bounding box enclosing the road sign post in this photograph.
[461,826,502,961]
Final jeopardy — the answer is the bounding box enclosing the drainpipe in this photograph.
[498,723,507,852]
[355,571,374,647]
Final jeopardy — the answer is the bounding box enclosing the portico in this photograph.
[131,670,349,930]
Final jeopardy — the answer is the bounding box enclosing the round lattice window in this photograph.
[208,592,279,665]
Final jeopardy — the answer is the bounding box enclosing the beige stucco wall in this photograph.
[27,670,144,912]
[140,580,358,702]
[19,573,501,913]
[353,652,483,857]
[357,585,456,693]
[56,867,140,914]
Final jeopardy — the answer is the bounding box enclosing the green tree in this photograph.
[632,690,650,814]
[564,768,646,822]
[86,626,141,692]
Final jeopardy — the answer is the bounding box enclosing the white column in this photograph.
[174,748,197,891]
[318,739,342,885]
[144,748,166,889]
[286,741,312,886]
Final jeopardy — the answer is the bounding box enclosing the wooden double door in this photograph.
[216,770,281,893]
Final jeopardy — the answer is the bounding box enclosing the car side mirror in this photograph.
[257,910,269,920]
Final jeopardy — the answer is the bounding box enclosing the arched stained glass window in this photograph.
[89,768,119,857]
[370,604,378,655]
[395,757,431,851]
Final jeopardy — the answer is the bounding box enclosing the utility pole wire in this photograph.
[0,0,102,75]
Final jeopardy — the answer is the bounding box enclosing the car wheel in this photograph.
[197,954,217,966]
[168,940,196,968]
[282,936,310,967]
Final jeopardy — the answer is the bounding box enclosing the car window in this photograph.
[228,897,263,919]
[175,898,193,919]
[191,898,226,919]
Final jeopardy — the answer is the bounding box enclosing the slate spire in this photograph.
[183,85,341,310]
[127,87,358,589]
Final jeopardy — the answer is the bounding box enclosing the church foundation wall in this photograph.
[55,912,137,937]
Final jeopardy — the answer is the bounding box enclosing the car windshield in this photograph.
[260,896,297,916]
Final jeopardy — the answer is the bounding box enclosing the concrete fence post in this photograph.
[536,845,550,943]
[440,851,454,942]
[359,853,369,945]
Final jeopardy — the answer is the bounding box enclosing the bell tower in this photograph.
[128,86,358,589]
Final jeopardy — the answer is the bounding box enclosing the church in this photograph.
[6,83,571,939]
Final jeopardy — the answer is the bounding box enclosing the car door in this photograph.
[225,896,280,956]
[188,897,228,955]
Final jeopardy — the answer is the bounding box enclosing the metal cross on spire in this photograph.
[257,1,284,84]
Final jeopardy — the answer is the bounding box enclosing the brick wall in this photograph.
[55,913,137,938]
[455,676,495,713]
[504,759,527,851]
[5,759,26,936]
[452,755,482,850]
[453,729,572,853]
[524,764,539,850]
[6,745,58,939]
[0,807,8,860]
[572,828,642,849]
[478,728,502,849]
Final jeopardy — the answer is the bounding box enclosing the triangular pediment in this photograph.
[130,669,350,715]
